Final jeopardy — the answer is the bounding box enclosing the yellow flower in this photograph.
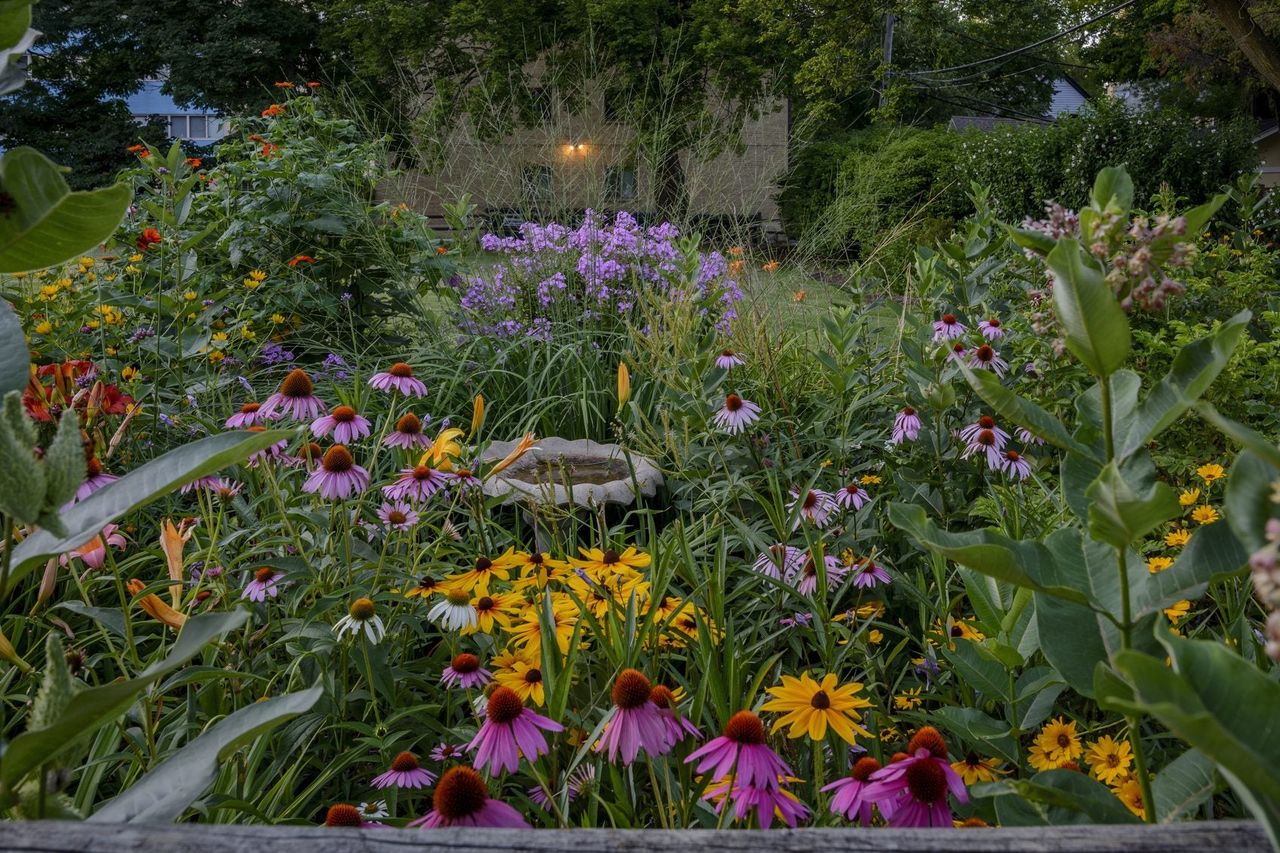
[128,253,143,263]
[1085,735,1133,786]
[463,591,523,635]
[1146,556,1174,574]
[209,351,225,364]
[760,672,873,744]
[570,546,651,580]
[243,277,261,290]
[1028,742,1066,772]
[1114,776,1146,819]
[860,474,882,485]
[1165,528,1191,548]
[34,320,53,335]
[183,290,197,301]
[446,550,520,594]
[1196,463,1225,483]
[212,331,229,344]
[492,652,546,705]
[125,265,141,275]
[121,366,139,382]
[420,426,465,468]
[951,754,1007,785]
[509,551,572,589]
[240,327,257,340]
[868,628,884,644]
[271,313,286,324]
[469,393,485,438]
[1178,488,1200,506]
[894,687,923,710]
[616,361,630,412]
[1191,505,1219,525]
[1164,599,1191,623]
[503,594,577,656]
[1034,717,1083,764]
[247,269,267,282]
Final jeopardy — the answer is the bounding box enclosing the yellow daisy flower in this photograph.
[1165,529,1191,548]
[1114,776,1146,819]
[1164,599,1191,623]
[1178,488,1200,506]
[493,654,546,705]
[1146,556,1174,574]
[463,591,523,635]
[1196,463,1225,483]
[760,672,873,744]
[446,549,520,593]
[951,753,1007,785]
[1085,735,1133,786]
[570,546,651,579]
[1035,717,1082,764]
[894,687,923,710]
[1191,505,1219,525]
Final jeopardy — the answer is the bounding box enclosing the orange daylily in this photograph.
[486,433,537,480]
[127,579,187,630]
[159,519,194,608]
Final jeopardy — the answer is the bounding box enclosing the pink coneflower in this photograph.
[851,559,891,589]
[823,756,882,825]
[370,362,428,397]
[999,449,1032,481]
[408,766,529,828]
[787,488,834,528]
[752,544,805,579]
[650,684,700,745]
[593,669,673,765]
[441,653,491,689]
[384,464,448,501]
[835,482,870,510]
[959,416,1009,467]
[60,524,125,570]
[713,394,760,434]
[180,475,223,494]
[430,742,470,762]
[1015,427,1045,446]
[449,468,482,490]
[933,313,966,341]
[212,479,243,500]
[322,803,384,828]
[75,458,118,501]
[789,552,848,596]
[468,686,562,775]
[377,501,419,530]
[225,401,277,428]
[529,766,595,812]
[706,776,810,829]
[892,407,921,444]
[967,344,1008,376]
[686,710,791,791]
[371,751,437,789]
[242,566,285,602]
[384,412,431,449]
[947,341,967,363]
[302,445,369,500]
[715,350,746,370]
[245,426,290,467]
[312,405,372,443]
[260,368,326,421]
[862,727,967,827]
[978,318,1005,340]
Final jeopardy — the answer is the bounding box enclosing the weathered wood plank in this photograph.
[0,820,1270,853]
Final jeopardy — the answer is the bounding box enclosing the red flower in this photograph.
[260,142,280,158]
[288,255,316,267]
[306,81,321,88]
[261,104,285,118]
[126,144,145,153]
[184,157,202,168]
[136,227,162,251]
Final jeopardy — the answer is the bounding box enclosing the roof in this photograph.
[947,115,1045,132]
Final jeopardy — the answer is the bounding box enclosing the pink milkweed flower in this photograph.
[789,552,848,596]
[225,401,278,429]
[384,412,431,449]
[408,766,530,828]
[369,362,428,397]
[823,756,883,825]
[714,349,746,370]
[892,407,921,444]
[468,686,562,775]
[385,464,449,501]
[242,566,285,602]
[999,449,1032,481]
[1015,427,1045,446]
[752,544,805,579]
[61,523,126,570]
[686,710,791,792]
[933,313,966,341]
[834,482,870,511]
[302,445,369,500]
[441,653,492,689]
[259,368,326,421]
[851,559,891,589]
[592,669,673,765]
[430,742,470,762]
[861,727,967,827]
[967,344,1008,377]
[705,776,810,829]
[787,488,835,528]
[377,500,419,530]
[311,404,372,444]
[978,318,1005,340]
[371,751,437,789]
[713,393,761,434]
[650,684,700,745]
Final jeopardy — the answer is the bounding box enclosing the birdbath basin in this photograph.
[480,437,662,508]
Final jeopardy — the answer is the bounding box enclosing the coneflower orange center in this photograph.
[612,669,652,709]
[810,690,831,710]
[389,362,414,378]
[903,406,915,416]
[802,491,818,510]
[349,597,376,620]
[845,484,861,495]
[332,405,357,423]
[725,394,743,411]
[908,726,949,759]
[487,686,524,723]
[987,318,1001,327]
[322,445,354,472]
[87,457,103,476]
[978,416,995,429]
[254,566,275,583]
[976,345,994,361]
[976,429,996,447]
[240,402,260,413]
[412,465,433,480]
[396,413,421,433]
[942,313,957,324]
[649,684,675,709]
[280,368,313,398]
[324,803,363,826]
[301,442,323,461]
[390,751,420,772]
[724,710,766,744]
[952,342,965,353]
[1006,450,1021,461]
[905,759,948,803]
[451,653,480,673]
[852,756,882,781]
[388,510,407,524]
[433,766,488,819]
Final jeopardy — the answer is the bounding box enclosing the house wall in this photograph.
[1257,133,1280,188]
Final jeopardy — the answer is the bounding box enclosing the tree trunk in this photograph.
[1204,0,1280,93]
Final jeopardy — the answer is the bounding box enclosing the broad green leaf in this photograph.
[1086,461,1179,549]
[0,2,35,96]
[957,362,1093,458]
[932,706,1019,764]
[1035,593,1113,697]
[1091,166,1135,212]
[1006,225,1056,256]
[1001,770,1140,824]
[1016,669,1067,731]
[1045,239,1131,377]
[0,148,133,272]
[1118,312,1250,458]
[0,300,27,396]
[1198,404,1280,469]
[1131,519,1248,619]
[943,641,1011,702]
[1224,450,1280,553]
[0,611,248,797]
[8,429,293,590]
[89,685,323,822]
[1153,748,1219,823]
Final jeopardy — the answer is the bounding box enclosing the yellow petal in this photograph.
[486,433,537,479]
[617,362,631,412]
[469,394,486,439]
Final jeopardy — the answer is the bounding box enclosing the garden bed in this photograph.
[1,821,1270,852]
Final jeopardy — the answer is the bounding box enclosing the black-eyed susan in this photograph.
[760,672,872,744]
[447,549,519,593]
[894,687,923,710]
[463,591,522,635]
[1085,735,1133,786]
[510,550,571,588]
[1033,717,1082,766]
[1165,528,1192,548]
[951,753,1007,785]
[492,652,545,705]
[1146,556,1174,574]
[571,546,651,579]
[503,594,577,656]
[1113,775,1146,819]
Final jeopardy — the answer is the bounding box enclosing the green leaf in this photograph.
[0,148,133,273]
[89,685,322,822]
[8,429,292,590]
[1045,239,1131,377]
[1131,519,1248,619]
[0,2,36,96]
[990,770,1141,824]
[0,611,248,797]
[932,706,1019,764]
[957,362,1093,457]
[1091,166,1135,211]
[943,641,1012,702]
[1086,461,1179,549]
[1118,312,1250,458]
[1198,403,1280,469]
[1224,450,1280,552]
[1153,748,1219,823]
[0,301,27,397]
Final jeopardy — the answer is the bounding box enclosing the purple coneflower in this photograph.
[891,407,921,444]
[1015,426,1044,446]
[706,776,810,829]
[242,566,285,602]
[385,464,449,501]
[302,445,369,500]
[686,710,791,791]
[407,766,529,828]
[834,482,870,511]
[752,544,804,579]
[593,669,673,764]
[225,401,277,429]
[789,552,848,596]
[449,468,482,490]
[823,756,882,825]
[529,766,595,812]
[713,393,760,434]
[377,500,419,530]
[369,362,428,397]
[861,727,967,827]
[260,368,326,421]
[967,344,1008,376]
[312,404,372,444]
[180,475,223,495]
[947,341,967,363]
[932,313,966,341]
[714,349,745,370]
[788,488,834,528]
[959,416,1009,467]
[978,317,1005,340]
[650,684,700,745]
[468,686,562,775]
[323,803,384,828]
[851,559,891,589]
[430,742,470,762]
[384,412,431,449]
[441,653,491,689]
[999,449,1032,481]
[371,751,437,789]
[245,426,290,467]
[75,458,118,501]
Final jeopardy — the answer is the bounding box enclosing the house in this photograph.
[127,77,228,147]
[1252,122,1280,187]
[947,75,1089,132]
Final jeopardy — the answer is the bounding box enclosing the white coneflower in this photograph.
[428,587,478,631]
[441,518,464,542]
[359,800,389,820]
[334,597,386,643]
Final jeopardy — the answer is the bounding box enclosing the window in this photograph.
[168,115,188,138]
[605,166,637,202]
[188,115,207,138]
[521,165,553,201]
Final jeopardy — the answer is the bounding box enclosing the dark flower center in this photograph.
[978,416,995,429]
[1058,734,1071,748]
[280,368,313,398]
[486,686,525,723]
[844,484,861,496]
[389,362,414,378]
[905,759,948,804]
[396,413,421,434]
[87,457,103,476]
[254,566,275,583]
[852,756,882,782]
[412,465,433,481]
[433,767,488,819]
[475,556,492,571]
[349,597,376,620]
[975,345,994,362]
[802,491,818,510]
[810,690,831,710]
[388,510,407,524]
[903,406,915,416]
[476,596,495,612]
[1006,450,1021,462]
[724,710,767,744]
[952,342,966,353]
[725,394,743,411]
[908,726,950,760]
[390,751,420,772]
[649,684,675,709]
[612,669,652,709]
[324,803,363,827]
[322,445,354,472]
[976,429,996,447]
[300,442,323,461]
[523,667,543,684]
[451,653,480,673]
[987,318,1001,327]
[528,553,544,564]
[602,550,620,565]
[942,314,957,324]
[240,402,260,414]
[332,405,357,423]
